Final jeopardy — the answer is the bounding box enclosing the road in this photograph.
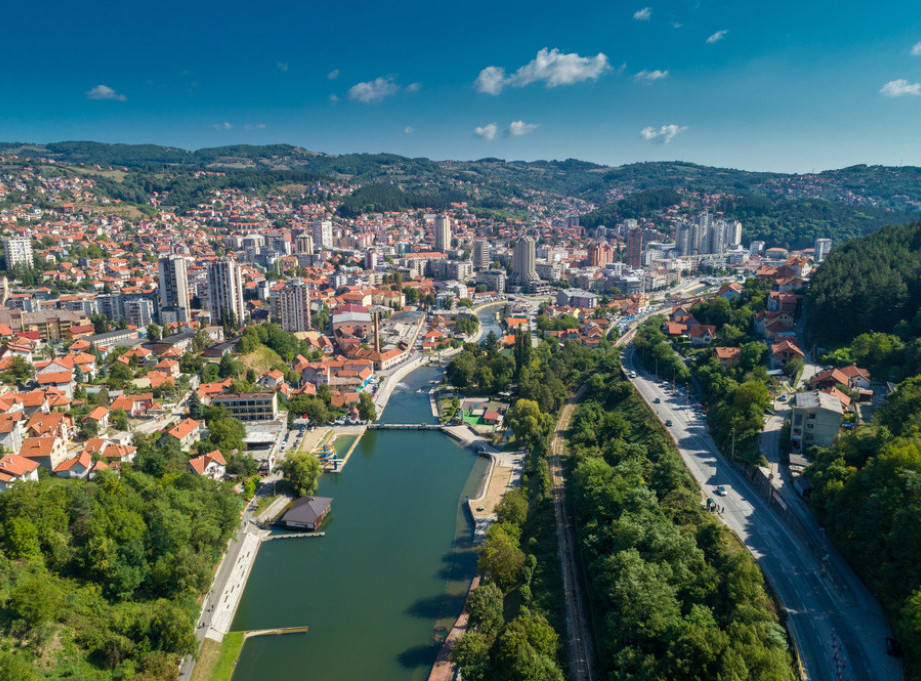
[549,386,598,681]
[622,345,902,681]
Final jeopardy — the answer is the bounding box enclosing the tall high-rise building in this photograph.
[511,236,540,289]
[295,233,315,255]
[124,299,154,329]
[312,220,334,250]
[434,215,452,252]
[472,240,490,269]
[626,227,643,270]
[158,255,190,321]
[814,238,833,262]
[207,258,246,326]
[365,249,378,270]
[3,237,33,271]
[271,279,311,333]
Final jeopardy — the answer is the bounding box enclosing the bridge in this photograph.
[368,423,443,430]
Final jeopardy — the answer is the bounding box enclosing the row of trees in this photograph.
[807,380,921,677]
[570,365,796,681]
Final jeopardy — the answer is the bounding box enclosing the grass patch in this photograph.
[191,631,246,681]
[240,346,285,375]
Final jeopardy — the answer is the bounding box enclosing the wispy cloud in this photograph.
[706,30,728,44]
[475,48,611,95]
[85,84,126,101]
[244,123,267,130]
[328,68,340,80]
[634,69,669,83]
[912,42,921,56]
[405,82,421,93]
[881,79,921,97]
[213,122,233,130]
[329,94,340,104]
[277,62,289,72]
[640,124,686,143]
[347,76,400,103]
[507,120,539,137]
[474,123,499,140]
[633,7,651,20]
[404,126,414,134]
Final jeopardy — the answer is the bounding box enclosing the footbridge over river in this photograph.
[367,423,498,453]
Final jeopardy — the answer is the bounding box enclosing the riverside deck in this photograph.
[263,531,325,541]
[244,626,309,639]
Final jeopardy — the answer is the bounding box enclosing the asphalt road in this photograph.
[622,345,902,681]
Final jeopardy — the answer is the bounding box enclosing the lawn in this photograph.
[191,631,246,681]
[240,346,285,375]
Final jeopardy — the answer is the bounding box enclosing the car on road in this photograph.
[653,397,661,403]
[665,419,672,427]
[629,371,637,379]
[715,485,727,496]
[779,393,788,401]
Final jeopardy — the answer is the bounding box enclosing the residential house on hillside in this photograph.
[188,450,226,479]
[162,418,202,449]
[0,454,39,491]
[770,339,805,369]
[791,391,843,452]
[714,346,741,369]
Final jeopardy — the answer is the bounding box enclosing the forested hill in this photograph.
[807,220,921,347]
[2,141,920,245]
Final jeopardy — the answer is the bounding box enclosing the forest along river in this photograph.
[229,364,489,681]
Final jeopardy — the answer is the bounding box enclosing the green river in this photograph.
[230,364,488,681]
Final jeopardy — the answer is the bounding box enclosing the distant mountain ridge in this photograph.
[1,141,919,248]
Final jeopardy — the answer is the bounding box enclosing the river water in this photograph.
[229,364,488,681]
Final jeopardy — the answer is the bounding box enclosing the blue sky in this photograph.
[4,0,921,172]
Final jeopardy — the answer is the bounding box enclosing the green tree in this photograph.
[110,409,129,431]
[1,356,35,385]
[9,575,63,630]
[479,524,526,592]
[467,582,505,637]
[279,451,322,497]
[358,391,377,422]
[449,631,491,681]
[146,323,161,341]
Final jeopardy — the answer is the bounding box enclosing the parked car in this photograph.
[715,485,727,496]
[653,397,661,404]
[779,393,788,401]
[665,419,673,427]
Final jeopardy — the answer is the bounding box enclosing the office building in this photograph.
[312,220,334,250]
[434,215,452,252]
[626,227,643,270]
[476,269,505,294]
[511,236,541,290]
[472,240,490,270]
[207,258,246,326]
[271,279,312,333]
[3,237,33,271]
[814,238,833,262]
[158,255,190,321]
[210,392,278,421]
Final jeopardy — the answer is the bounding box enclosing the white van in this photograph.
[629,370,637,379]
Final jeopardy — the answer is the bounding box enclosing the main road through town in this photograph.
[622,344,902,681]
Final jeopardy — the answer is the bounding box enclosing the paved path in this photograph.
[549,386,598,681]
[623,345,902,681]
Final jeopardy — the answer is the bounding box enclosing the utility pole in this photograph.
[730,427,736,462]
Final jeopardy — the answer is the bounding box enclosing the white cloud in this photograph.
[244,123,267,130]
[634,7,651,20]
[277,62,288,72]
[881,79,921,97]
[475,66,508,95]
[640,124,686,143]
[474,123,499,140]
[634,69,669,83]
[328,68,340,80]
[912,42,921,56]
[85,84,126,101]
[329,94,339,104]
[405,82,421,93]
[404,126,414,134]
[475,48,611,95]
[213,122,233,130]
[706,30,728,44]
[507,120,539,136]
[347,76,400,103]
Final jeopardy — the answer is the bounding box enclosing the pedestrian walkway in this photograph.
[205,529,266,642]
